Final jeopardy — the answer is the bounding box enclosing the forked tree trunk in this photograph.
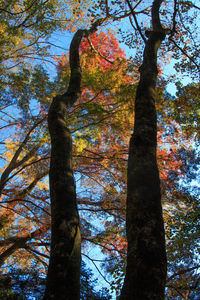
[43,30,85,300]
[120,1,167,299]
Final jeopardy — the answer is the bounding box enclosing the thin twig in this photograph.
[82,253,111,285]
[126,0,147,43]
[87,35,114,64]
[170,38,200,72]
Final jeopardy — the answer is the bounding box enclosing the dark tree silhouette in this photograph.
[120,0,167,299]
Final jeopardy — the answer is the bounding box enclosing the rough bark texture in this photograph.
[120,1,167,299]
[43,30,85,300]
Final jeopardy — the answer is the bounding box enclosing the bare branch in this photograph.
[0,122,18,130]
[0,198,50,216]
[6,156,49,186]
[171,0,178,35]
[170,38,200,72]
[25,247,48,268]
[0,228,47,267]
[167,265,200,282]
[192,4,200,10]
[87,35,114,64]
[126,0,147,43]
[82,253,111,285]
[25,245,50,259]
[0,117,46,194]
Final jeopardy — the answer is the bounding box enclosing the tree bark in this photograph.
[120,1,167,299]
[43,30,85,300]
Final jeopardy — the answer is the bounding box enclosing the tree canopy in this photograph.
[0,0,199,299]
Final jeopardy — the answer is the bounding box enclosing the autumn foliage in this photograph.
[0,0,199,298]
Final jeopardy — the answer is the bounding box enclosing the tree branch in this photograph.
[167,265,200,282]
[0,117,46,194]
[152,0,165,32]
[169,38,200,72]
[0,227,47,267]
[171,0,178,36]
[87,35,114,64]
[126,0,147,43]
[82,253,111,285]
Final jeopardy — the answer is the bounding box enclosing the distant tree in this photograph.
[0,267,45,299]
[0,262,111,300]
[80,261,112,300]
[0,0,90,73]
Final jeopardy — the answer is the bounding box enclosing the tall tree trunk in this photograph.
[120,1,167,299]
[43,30,85,300]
